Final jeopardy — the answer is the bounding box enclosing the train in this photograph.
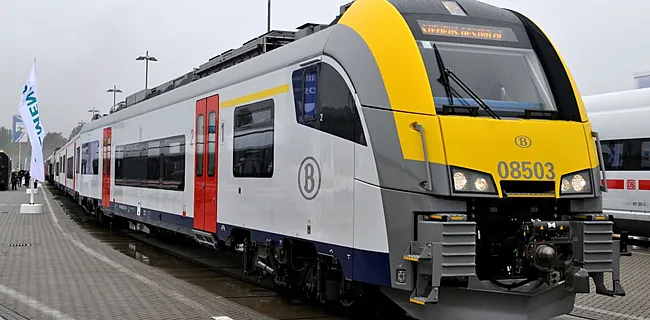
[47,1,626,319]
[0,151,10,191]
[584,87,650,238]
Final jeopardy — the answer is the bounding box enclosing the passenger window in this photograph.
[147,140,161,185]
[601,139,642,171]
[115,146,124,180]
[66,157,73,179]
[233,99,274,178]
[291,62,366,146]
[162,136,185,190]
[114,135,185,191]
[208,111,216,177]
[76,147,80,173]
[602,141,624,170]
[642,141,650,169]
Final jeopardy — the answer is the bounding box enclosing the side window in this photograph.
[602,141,624,170]
[114,135,185,191]
[115,146,124,180]
[601,139,641,171]
[81,141,100,175]
[196,114,204,177]
[92,141,99,175]
[163,136,185,191]
[642,141,650,169]
[233,99,274,178]
[147,140,161,187]
[208,111,216,177]
[66,157,73,179]
[623,140,641,170]
[81,145,88,174]
[291,62,366,145]
[76,147,80,173]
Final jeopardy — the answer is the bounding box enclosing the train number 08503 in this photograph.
[496,161,555,180]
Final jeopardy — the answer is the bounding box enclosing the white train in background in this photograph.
[584,87,650,237]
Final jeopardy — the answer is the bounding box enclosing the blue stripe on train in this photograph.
[108,201,391,287]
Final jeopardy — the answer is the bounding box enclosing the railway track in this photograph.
[48,185,411,320]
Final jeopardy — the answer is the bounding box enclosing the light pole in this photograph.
[136,50,158,90]
[267,0,271,33]
[263,0,271,53]
[107,85,123,107]
[88,107,99,120]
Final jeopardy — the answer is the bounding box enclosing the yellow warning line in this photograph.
[221,84,289,108]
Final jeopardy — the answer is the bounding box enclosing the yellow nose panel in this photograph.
[439,116,594,189]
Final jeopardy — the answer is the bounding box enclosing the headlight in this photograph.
[560,169,592,195]
[451,167,497,194]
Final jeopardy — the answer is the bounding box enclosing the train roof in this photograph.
[65,0,536,147]
[583,87,650,115]
[76,28,336,139]
[388,0,524,24]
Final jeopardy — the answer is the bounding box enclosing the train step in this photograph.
[192,229,217,249]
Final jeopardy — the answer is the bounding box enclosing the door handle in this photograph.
[412,122,433,191]
[202,182,205,188]
[212,197,216,202]
[592,131,608,192]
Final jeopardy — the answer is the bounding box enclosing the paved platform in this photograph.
[0,184,647,320]
[0,186,274,320]
[572,247,650,320]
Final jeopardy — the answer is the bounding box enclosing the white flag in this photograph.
[17,62,45,182]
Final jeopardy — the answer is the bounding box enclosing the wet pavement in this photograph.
[51,188,349,320]
[49,185,650,320]
[0,186,282,320]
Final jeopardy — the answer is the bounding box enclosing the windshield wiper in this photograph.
[433,44,501,120]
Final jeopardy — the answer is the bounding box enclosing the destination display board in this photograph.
[417,20,519,42]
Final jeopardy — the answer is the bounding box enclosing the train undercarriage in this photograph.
[56,179,625,319]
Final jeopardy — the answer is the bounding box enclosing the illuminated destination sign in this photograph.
[417,20,519,42]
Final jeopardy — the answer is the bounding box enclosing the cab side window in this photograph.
[292,62,366,146]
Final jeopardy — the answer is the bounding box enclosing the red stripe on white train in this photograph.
[600,179,650,190]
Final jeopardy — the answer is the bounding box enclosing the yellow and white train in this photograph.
[48,1,625,319]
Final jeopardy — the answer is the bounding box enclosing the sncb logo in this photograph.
[514,135,532,148]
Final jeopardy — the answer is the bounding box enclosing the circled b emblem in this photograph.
[514,135,532,148]
[298,156,321,200]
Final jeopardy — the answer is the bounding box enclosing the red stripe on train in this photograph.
[601,179,624,189]
[638,180,650,190]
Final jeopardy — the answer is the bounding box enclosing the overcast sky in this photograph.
[1,0,647,135]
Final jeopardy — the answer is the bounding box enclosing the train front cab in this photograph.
[338,0,625,319]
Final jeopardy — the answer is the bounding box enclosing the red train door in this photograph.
[102,128,112,208]
[194,95,219,233]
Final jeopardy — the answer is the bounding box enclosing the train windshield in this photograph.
[418,40,557,117]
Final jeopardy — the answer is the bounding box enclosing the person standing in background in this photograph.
[24,171,30,188]
[11,172,17,190]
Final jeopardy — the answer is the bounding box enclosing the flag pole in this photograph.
[19,58,44,213]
